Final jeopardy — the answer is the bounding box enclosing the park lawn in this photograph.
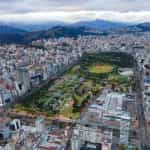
[68,65,80,74]
[88,64,113,74]
[108,74,129,84]
[59,100,80,119]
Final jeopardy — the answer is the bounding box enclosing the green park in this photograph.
[13,52,134,119]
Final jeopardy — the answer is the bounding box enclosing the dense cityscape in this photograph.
[0,31,149,150]
[0,0,150,150]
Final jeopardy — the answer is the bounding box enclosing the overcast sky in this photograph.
[0,0,150,23]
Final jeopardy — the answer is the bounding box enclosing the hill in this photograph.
[0,34,24,44]
[1,19,128,32]
[7,21,68,32]
[0,26,101,44]
[24,26,101,42]
[1,22,150,44]
[0,25,26,44]
[108,22,150,34]
[72,19,128,30]
[0,25,26,34]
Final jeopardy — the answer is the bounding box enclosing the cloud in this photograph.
[0,11,150,23]
[0,0,150,14]
[0,0,149,23]
[85,0,150,11]
[0,0,89,14]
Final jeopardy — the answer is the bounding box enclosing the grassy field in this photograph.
[88,64,113,74]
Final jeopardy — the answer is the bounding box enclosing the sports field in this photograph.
[88,64,113,74]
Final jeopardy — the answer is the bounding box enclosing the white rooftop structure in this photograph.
[102,92,125,111]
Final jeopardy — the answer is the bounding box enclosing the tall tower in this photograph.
[16,67,31,95]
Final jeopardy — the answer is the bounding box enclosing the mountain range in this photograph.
[0,19,128,44]
[1,19,129,32]
[0,26,101,44]
[72,19,128,30]
[0,25,26,44]
[105,22,150,34]
[0,25,26,34]
[24,26,102,42]
[0,20,150,44]
[4,21,67,32]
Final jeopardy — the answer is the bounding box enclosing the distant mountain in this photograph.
[1,20,128,32]
[108,22,150,34]
[24,26,101,42]
[5,21,68,32]
[23,22,150,43]
[0,25,26,34]
[0,26,101,44]
[0,25,26,44]
[0,34,24,44]
[1,22,150,44]
[130,22,150,32]
[72,19,129,30]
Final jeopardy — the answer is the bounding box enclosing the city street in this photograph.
[135,64,150,150]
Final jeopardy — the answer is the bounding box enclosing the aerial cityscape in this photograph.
[0,0,150,150]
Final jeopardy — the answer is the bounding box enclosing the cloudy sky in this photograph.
[0,0,150,23]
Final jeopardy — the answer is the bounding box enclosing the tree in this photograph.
[119,144,126,150]
[135,146,139,150]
